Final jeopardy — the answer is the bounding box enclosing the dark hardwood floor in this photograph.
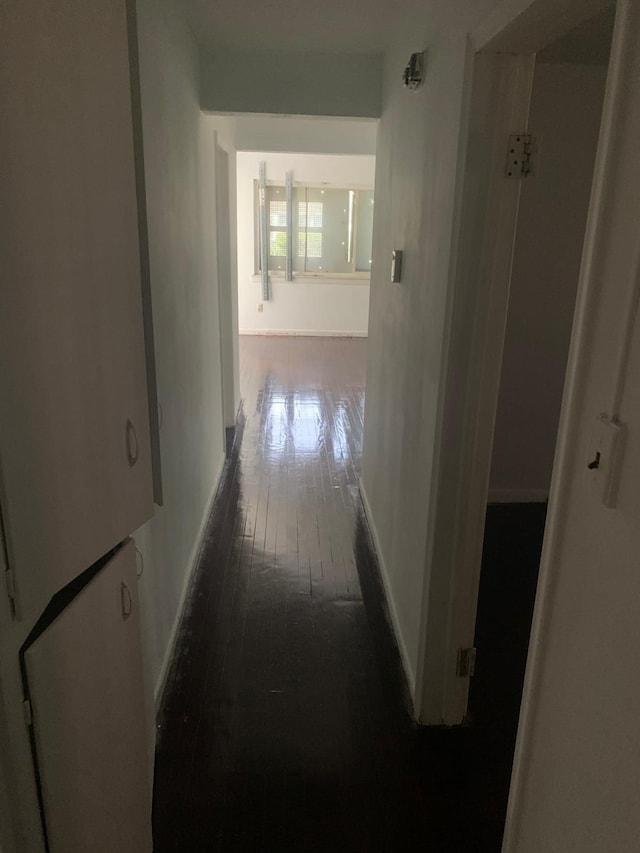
[153,335,544,852]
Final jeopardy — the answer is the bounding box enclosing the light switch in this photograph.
[391,250,403,283]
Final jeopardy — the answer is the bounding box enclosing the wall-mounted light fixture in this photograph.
[403,51,426,91]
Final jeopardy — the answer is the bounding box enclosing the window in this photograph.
[255,183,374,277]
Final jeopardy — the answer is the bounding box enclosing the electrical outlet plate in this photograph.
[587,416,626,508]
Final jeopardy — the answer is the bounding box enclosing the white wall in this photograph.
[360,0,506,700]
[214,137,241,427]
[134,0,230,711]
[237,151,374,336]
[358,0,613,717]
[489,61,608,503]
[201,51,382,118]
[228,115,377,156]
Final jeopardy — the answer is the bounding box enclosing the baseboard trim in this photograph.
[153,451,226,711]
[488,488,549,504]
[239,329,368,338]
[359,479,416,700]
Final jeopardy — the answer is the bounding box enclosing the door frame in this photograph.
[414,0,621,726]
[502,2,636,848]
[213,132,241,435]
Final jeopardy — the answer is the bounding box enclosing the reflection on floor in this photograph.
[152,335,544,852]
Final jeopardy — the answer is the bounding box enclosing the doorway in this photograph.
[418,0,622,731]
[422,3,620,845]
[470,5,615,732]
[235,149,374,339]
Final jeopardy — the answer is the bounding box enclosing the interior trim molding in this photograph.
[239,329,368,338]
[487,488,549,503]
[153,450,226,711]
[359,478,417,701]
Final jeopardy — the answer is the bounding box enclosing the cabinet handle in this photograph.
[125,419,138,467]
[121,581,133,619]
[135,545,145,578]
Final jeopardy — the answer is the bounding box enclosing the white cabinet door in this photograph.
[24,540,152,853]
[0,1,154,618]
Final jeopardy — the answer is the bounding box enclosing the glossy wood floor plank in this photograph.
[153,335,540,852]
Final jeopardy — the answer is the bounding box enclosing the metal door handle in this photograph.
[121,581,132,619]
[135,545,145,578]
[126,419,138,467]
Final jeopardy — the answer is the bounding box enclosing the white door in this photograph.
[0,0,154,619]
[24,539,152,853]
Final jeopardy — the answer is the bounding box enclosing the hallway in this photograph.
[152,336,533,852]
[153,335,418,851]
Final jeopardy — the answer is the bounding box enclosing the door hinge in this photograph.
[23,699,33,727]
[456,647,477,678]
[505,133,535,178]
